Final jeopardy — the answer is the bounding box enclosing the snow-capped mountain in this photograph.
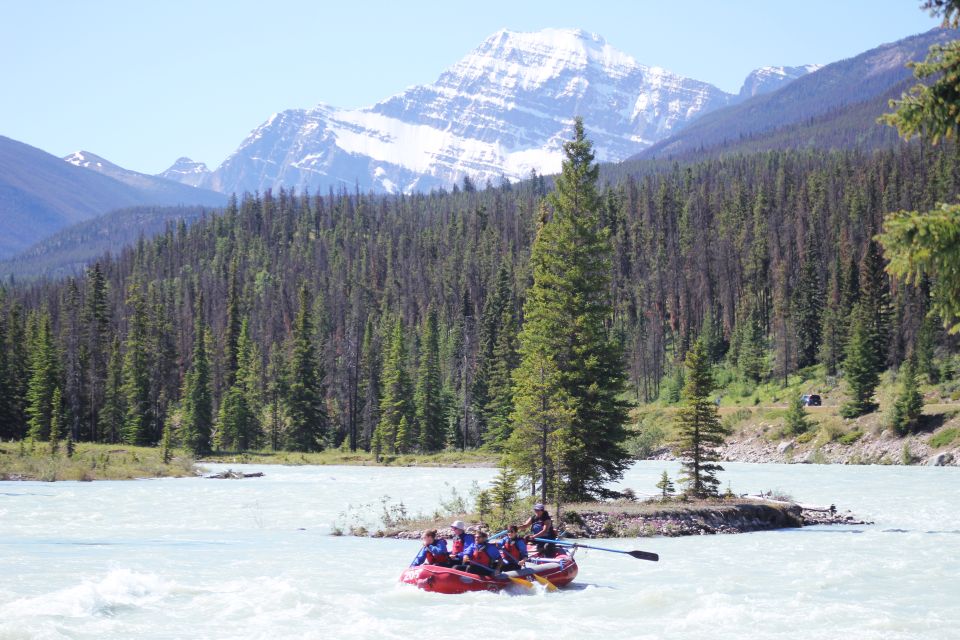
[172,28,817,195]
[63,150,225,206]
[738,65,823,99]
[159,157,211,188]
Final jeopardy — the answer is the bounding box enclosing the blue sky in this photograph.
[0,0,940,174]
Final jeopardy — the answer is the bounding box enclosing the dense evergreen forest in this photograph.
[1,139,958,461]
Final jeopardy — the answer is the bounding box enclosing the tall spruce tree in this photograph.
[358,317,381,451]
[506,348,574,503]
[674,338,725,497]
[285,285,327,451]
[509,118,630,500]
[891,355,924,435]
[1,303,28,440]
[860,239,892,371]
[49,387,64,455]
[122,286,153,445]
[216,319,261,451]
[26,311,59,442]
[415,308,445,452]
[100,337,125,443]
[841,303,880,418]
[83,263,110,441]
[181,295,213,455]
[375,317,413,454]
[483,301,519,449]
[795,232,824,369]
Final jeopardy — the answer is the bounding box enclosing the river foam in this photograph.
[2,462,958,639]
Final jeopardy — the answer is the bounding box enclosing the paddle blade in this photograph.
[533,574,558,592]
[507,576,534,589]
[628,550,659,561]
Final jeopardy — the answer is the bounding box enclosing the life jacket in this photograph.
[532,511,555,538]
[469,543,493,567]
[425,540,450,565]
[501,538,523,562]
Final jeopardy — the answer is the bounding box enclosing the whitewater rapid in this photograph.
[2,462,958,639]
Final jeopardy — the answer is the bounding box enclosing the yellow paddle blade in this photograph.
[507,576,533,589]
[533,574,558,592]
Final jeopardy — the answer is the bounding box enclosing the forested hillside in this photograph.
[1,140,958,456]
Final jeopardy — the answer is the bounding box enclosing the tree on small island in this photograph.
[490,466,518,521]
[674,337,725,498]
[655,470,675,499]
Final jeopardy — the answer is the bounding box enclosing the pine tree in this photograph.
[216,319,261,451]
[83,263,111,441]
[674,338,725,498]
[891,355,924,435]
[819,255,847,375]
[732,300,766,383]
[357,318,381,452]
[0,303,28,440]
[655,470,675,499]
[99,337,125,443]
[489,466,518,521]
[415,309,445,452]
[160,413,174,464]
[794,232,823,369]
[121,286,153,445]
[375,317,413,454]
[285,285,327,451]
[509,117,631,500]
[506,349,574,504]
[483,302,519,449]
[265,344,288,452]
[26,311,59,442]
[49,387,64,455]
[841,303,880,418]
[181,295,213,455]
[223,258,242,387]
[784,391,812,435]
[860,239,892,372]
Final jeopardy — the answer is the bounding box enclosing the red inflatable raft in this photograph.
[399,551,578,594]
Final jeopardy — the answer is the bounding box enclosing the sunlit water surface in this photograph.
[2,461,959,639]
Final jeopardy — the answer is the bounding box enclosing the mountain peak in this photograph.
[64,150,117,170]
[738,64,822,98]
[158,157,211,188]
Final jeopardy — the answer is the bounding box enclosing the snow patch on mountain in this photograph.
[158,157,211,188]
[179,28,815,196]
[738,64,822,98]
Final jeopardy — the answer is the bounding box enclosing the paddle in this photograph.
[466,560,532,588]
[532,573,558,591]
[534,538,659,562]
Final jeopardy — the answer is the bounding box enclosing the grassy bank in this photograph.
[628,363,960,462]
[200,448,498,467]
[0,442,197,481]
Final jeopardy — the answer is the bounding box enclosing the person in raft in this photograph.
[520,503,557,557]
[410,529,450,567]
[497,525,528,571]
[448,520,475,565]
[458,529,501,576]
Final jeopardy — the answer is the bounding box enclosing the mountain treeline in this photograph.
[1,141,958,456]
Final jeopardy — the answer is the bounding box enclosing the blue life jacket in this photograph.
[498,537,527,563]
[411,539,450,566]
